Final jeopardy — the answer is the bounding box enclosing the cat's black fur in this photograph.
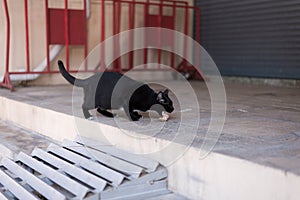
[58,60,174,121]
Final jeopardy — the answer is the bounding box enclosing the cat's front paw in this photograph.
[130,112,142,121]
[87,116,94,121]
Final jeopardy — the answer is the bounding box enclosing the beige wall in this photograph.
[0,2,5,75]
[0,0,194,85]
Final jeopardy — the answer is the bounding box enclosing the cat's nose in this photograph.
[168,106,174,113]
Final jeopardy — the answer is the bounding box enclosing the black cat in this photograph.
[58,60,174,121]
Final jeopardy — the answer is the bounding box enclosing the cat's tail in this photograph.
[57,60,86,87]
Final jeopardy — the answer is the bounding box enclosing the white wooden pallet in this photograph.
[0,139,169,200]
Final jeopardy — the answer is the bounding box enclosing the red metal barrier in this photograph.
[45,0,87,71]
[144,0,187,69]
[1,0,88,91]
[99,0,203,79]
[0,0,14,91]
[1,0,202,92]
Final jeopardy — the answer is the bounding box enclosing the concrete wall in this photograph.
[1,96,300,199]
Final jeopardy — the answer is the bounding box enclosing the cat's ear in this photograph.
[163,89,169,95]
[157,92,165,103]
[157,92,162,99]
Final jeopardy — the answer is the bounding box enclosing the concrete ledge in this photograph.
[167,148,300,200]
[0,144,14,160]
[0,96,77,141]
[1,96,300,199]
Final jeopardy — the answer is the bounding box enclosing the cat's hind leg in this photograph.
[82,105,93,119]
[97,108,115,118]
[124,104,142,121]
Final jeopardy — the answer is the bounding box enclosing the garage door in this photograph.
[195,0,300,79]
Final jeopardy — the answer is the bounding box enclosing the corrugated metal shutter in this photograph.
[194,0,300,79]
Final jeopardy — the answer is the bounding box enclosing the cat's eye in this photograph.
[159,99,165,103]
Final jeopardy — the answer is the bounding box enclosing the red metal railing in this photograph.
[1,0,202,92]
[143,0,188,69]
[45,0,87,72]
[0,0,14,91]
[99,0,202,79]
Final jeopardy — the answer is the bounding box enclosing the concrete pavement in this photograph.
[0,80,300,199]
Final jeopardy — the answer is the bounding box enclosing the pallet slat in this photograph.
[1,157,66,200]
[75,137,160,172]
[16,152,89,199]
[31,148,107,192]
[63,139,144,178]
[0,168,38,200]
[47,143,126,186]
[0,140,169,200]
[0,192,8,200]
[101,180,169,200]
